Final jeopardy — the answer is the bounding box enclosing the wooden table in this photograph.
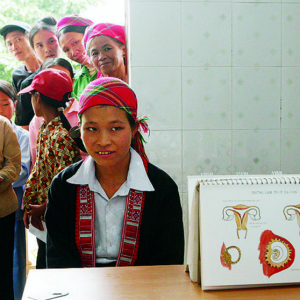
[22,265,300,299]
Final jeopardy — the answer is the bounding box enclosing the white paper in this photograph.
[27,290,68,300]
[187,175,300,290]
[29,221,47,243]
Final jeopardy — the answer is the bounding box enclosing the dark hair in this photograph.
[0,80,17,103]
[41,57,75,79]
[126,113,138,149]
[29,16,57,48]
[36,90,86,152]
[126,113,135,128]
[38,93,70,109]
[38,92,72,134]
[58,25,86,40]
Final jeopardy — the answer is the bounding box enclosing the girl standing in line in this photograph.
[18,69,81,269]
[29,57,87,169]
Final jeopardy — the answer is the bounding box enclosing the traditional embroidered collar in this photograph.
[67,148,154,192]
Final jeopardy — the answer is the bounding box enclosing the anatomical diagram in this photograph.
[220,243,241,270]
[222,205,261,239]
[283,204,300,234]
[258,230,295,278]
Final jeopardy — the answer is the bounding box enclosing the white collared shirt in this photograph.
[67,148,154,264]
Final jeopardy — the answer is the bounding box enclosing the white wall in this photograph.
[128,0,300,241]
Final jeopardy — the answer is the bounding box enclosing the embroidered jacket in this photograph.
[46,159,184,268]
[23,116,81,208]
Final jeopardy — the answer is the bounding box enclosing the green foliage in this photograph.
[0,0,97,83]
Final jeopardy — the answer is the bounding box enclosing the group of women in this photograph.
[2,15,128,130]
[0,14,184,300]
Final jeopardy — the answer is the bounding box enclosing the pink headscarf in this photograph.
[57,14,93,35]
[83,23,125,50]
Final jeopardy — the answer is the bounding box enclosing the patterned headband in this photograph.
[57,14,94,35]
[79,77,136,117]
[83,23,125,50]
[79,77,149,161]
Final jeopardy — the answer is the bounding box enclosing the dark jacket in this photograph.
[16,67,41,126]
[45,160,184,268]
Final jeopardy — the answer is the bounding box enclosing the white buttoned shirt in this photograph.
[67,148,154,264]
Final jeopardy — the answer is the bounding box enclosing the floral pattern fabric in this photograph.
[23,117,81,208]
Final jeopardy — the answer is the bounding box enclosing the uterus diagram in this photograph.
[283,205,300,234]
[222,205,261,239]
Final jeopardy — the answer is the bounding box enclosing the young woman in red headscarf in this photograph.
[83,23,128,83]
[45,77,184,268]
[57,14,97,100]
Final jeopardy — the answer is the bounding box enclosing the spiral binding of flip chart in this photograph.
[199,175,300,185]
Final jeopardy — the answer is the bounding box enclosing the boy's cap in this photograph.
[18,69,73,101]
[0,21,31,37]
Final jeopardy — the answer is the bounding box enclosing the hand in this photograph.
[30,216,44,231]
[23,209,31,229]
[28,202,47,218]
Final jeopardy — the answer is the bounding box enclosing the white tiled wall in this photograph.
[128,0,300,242]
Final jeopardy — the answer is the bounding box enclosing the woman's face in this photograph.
[80,105,136,172]
[0,91,14,120]
[5,31,36,62]
[88,35,125,78]
[59,31,86,64]
[32,30,61,62]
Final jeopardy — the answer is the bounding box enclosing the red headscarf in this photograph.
[79,77,149,161]
[57,14,94,36]
[83,23,125,50]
